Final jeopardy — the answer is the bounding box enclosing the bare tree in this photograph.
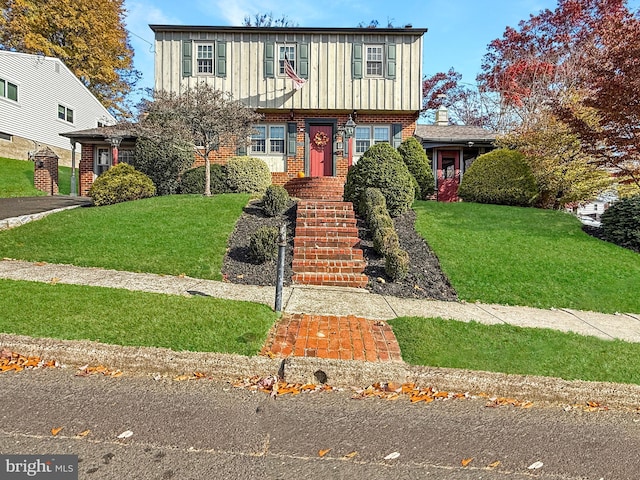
[242,12,298,27]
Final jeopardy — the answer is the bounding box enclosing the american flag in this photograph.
[284,54,306,90]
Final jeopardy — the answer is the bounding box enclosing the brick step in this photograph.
[296,217,357,228]
[293,236,361,248]
[296,212,356,222]
[291,273,369,289]
[294,226,359,238]
[298,201,353,209]
[292,258,366,274]
[293,247,364,261]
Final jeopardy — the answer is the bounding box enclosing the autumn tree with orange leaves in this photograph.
[0,0,140,118]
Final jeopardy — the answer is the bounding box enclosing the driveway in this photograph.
[0,196,91,220]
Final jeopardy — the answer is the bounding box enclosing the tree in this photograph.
[0,0,140,117]
[137,83,262,196]
[242,12,298,27]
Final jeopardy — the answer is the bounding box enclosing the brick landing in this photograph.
[260,313,403,362]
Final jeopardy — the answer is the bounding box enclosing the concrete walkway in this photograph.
[1,259,640,343]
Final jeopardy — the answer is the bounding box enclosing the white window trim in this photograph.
[0,77,19,104]
[57,103,75,125]
[353,125,391,161]
[250,124,286,156]
[195,42,214,76]
[277,45,296,77]
[365,45,384,77]
[94,146,111,177]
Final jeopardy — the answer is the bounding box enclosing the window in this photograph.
[366,46,383,76]
[118,149,134,164]
[197,44,213,74]
[354,126,390,154]
[0,78,18,102]
[279,45,296,75]
[58,105,74,123]
[96,147,111,175]
[251,125,286,155]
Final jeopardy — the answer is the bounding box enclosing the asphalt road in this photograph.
[1,368,639,479]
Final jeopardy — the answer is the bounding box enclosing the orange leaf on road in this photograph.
[461,457,474,467]
[318,449,331,457]
[51,427,63,436]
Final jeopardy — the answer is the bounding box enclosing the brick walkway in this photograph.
[260,313,403,362]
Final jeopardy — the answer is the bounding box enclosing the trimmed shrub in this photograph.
[359,187,387,220]
[373,226,400,256]
[88,163,156,206]
[397,137,435,200]
[458,149,538,207]
[344,143,415,217]
[249,226,280,263]
[132,136,193,195]
[180,164,228,195]
[225,156,272,193]
[262,185,290,217]
[369,208,394,233]
[601,195,640,253]
[385,247,410,281]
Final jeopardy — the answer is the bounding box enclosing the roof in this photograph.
[60,125,137,142]
[149,25,428,35]
[415,124,497,143]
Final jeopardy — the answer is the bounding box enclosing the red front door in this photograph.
[309,125,333,177]
[437,150,460,202]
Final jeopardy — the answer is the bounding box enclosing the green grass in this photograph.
[0,194,250,280]
[0,279,276,355]
[414,201,640,314]
[389,316,640,384]
[0,157,76,197]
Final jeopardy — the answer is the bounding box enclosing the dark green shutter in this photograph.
[264,42,275,78]
[386,43,396,79]
[182,40,192,78]
[236,142,247,156]
[287,122,297,156]
[298,43,309,79]
[352,43,363,79]
[392,123,403,148]
[216,41,227,77]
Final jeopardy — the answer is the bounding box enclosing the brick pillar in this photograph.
[79,144,95,197]
[33,147,59,195]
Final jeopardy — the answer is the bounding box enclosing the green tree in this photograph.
[0,0,140,117]
[397,137,435,199]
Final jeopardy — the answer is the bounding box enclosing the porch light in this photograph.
[344,115,356,138]
[109,136,122,148]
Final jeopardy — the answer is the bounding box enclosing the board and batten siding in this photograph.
[0,50,115,153]
[153,29,424,112]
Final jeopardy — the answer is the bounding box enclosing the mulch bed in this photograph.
[222,200,458,301]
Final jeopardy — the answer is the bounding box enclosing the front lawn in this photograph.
[0,157,76,196]
[0,279,276,355]
[414,201,640,314]
[0,194,250,280]
[390,316,640,385]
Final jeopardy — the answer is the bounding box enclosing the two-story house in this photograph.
[0,50,116,166]
[149,25,426,186]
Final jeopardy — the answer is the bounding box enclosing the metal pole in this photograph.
[70,140,77,197]
[274,223,287,312]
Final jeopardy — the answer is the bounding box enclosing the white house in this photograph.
[0,50,116,166]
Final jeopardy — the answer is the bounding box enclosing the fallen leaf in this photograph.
[51,427,63,436]
[461,457,474,467]
[318,449,331,457]
[528,461,544,470]
[384,452,400,460]
[344,451,358,459]
[173,374,191,381]
[117,430,133,439]
[77,429,91,437]
[49,277,60,285]
[488,460,501,468]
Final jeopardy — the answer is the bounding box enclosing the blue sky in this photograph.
[124,0,561,94]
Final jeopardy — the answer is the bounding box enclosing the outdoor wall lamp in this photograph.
[344,115,357,139]
[109,136,122,148]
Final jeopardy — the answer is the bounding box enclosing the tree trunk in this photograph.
[204,154,211,197]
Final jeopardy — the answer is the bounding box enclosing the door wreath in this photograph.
[313,131,330,148]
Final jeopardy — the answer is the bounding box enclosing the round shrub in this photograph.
[262,185,290,217]
[601,195,640,253]
[89,163,156,206]
[225,156,272,193]
[180,165,228,195]
[249,226,280,263]
[458,149,538,207]
[344,143,415,217]
[397,137,435,200]
[373,226,400,256]
[385,247,410,281]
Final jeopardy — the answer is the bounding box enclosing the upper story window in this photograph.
[0,78,18,102]
[58,104,74,124]
[354,125,390,154]
[251,125,285,155]
[197,44,213,74]
[279,45,296,75]
[366,46,384,76]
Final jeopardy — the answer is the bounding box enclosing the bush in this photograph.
[132,136,194,195]
[601,195,640,253]
[458,149,538,207]
[369,208,394,232]
[89,163,156,206]
[385,247,410,281]
[262,185,290,217]
[180,165,229,195]
[373,226,400,256]
[397,137,435,200]
[344,143,415,217]
[359,187,387,220]
[249,226,280,263]
[225,156,272,193]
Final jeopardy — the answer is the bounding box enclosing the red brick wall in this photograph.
[79,145,95,197]
[33,154,59,195]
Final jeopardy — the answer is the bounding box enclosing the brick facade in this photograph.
[33,148,59,195]
[79,144,95,197]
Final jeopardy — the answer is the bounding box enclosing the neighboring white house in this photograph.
[0,50,115,166]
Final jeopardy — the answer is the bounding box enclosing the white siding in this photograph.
[154,29,424,112]
[0,50,115,153]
